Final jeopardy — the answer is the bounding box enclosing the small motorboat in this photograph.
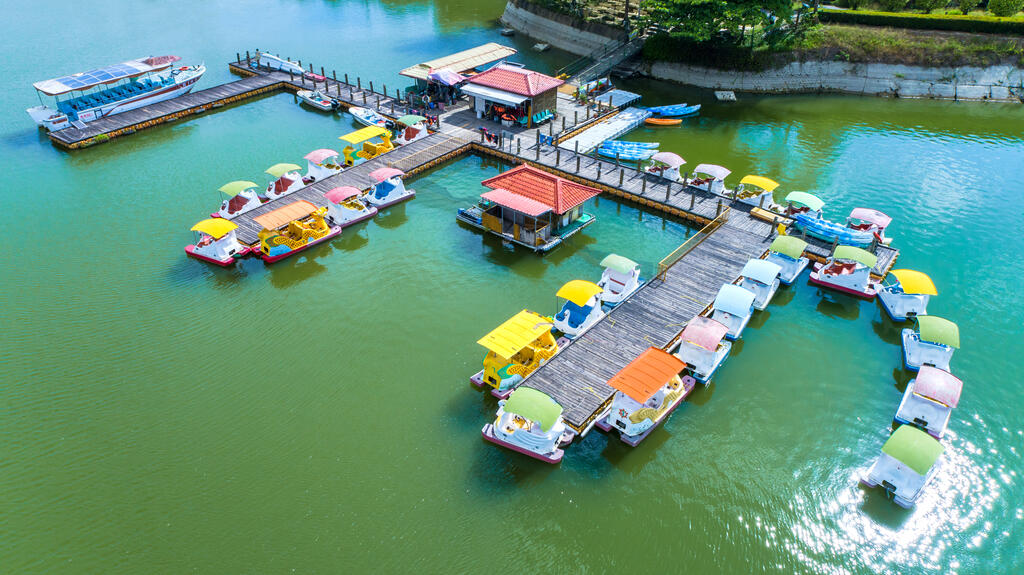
[213,180,263,219]
[902,315,959,372]
[185,218,250,266]
[783,191,825,219]
[482,387,574,463]
[644,117,681,126]
[393,114,429,146]
[765,235,809,285]
[348,106,389,129]
[732,175,781,210]
[809,246,879,299]
[795,213,875,247]
[254,200,342,263]
[673,316,731,383]
[324,186,377,228]
[365,167,415,209]
[861,425,944,508]
[601,140,659,149]
[894,365,963,439]
[472,310,560,399]
[596,347,694,446]
[690,163,731,195]
[644,151,685,182]
[596,253,642,306]
[646,103,700,117]
[263,162,306,200]
[848,207,893,245]
[710,284,756,340]
[303,148,344,183]
[597,146,656,162]
[739,258,783,310]
[252,53,305,75]
[878,269,937,321]
[552,280,605,339]
[297,89,340,112]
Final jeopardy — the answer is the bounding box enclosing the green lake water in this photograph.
[2,1,1023,573]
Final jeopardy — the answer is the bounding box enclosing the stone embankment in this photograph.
[499,0,625,57]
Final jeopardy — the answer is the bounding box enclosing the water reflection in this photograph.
[815,294,861,321]
[374,203,409,229]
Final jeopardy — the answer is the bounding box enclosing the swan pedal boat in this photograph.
[710,284,756,340]
[482,387,574,463]
[738,258,782,310]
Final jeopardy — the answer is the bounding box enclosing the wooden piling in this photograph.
[576,155,581,173]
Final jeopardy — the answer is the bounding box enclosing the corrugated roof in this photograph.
[481,164,600,215]
[253,200,317,230]
[477,310,552,358]
[466,64,564,97]
[607,347,686,403]
[399,43,517,81]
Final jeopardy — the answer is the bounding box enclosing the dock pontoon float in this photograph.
[847,207,893,245]
[739,259,783,310]
[303,149,344,183]
[214,180,263,219]
[393,114,430,145]
[596,254,642,306]
[878,269,937,321]
[644,152,685,182]
[338,127,394,166]
[732,175,781,209]
[482,387,573,463]
[711,284,756,340]
[673,316,731,383]
[894,365,963,439]
[365,167,415,209]
[809,246,879,299]
[784,191,824,219]
[254,200,342,263]
[690,164,731,195]
[324,186,377,228]
[765,236,809,285]
[596,347,693,446]
[552,280,605,339]
[471,310,560,399]
[263,163,306,200]
[185,218,250,266]
[902,316,959,371]
[862,425,944,508]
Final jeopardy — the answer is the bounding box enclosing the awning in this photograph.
[833,246,878,269]
[741,258,783,285]
[477,310,553,358]
[481,188,551,217]
[339,126,390,144]
[325,186,362,203]
[914,366,963,408]
[916,316,960,349]
[784,191,825,211]
[427,68,466,86]
[607,347,686,403]
[191,218,237,239]
[253,200,318,230]
[739,175,779,192]
[681,316,729,351]
[769,236,807,260]
[891,269,938,296]
[600,253,638,275]
[882,425,944,476]
[460,83,529,106]
[713,284,755,317]
[649,152,685,168]
[557,280,603,306]
[503,387,563,432]
[369,167,404,183]
[849,207,892,228]
[304,149,339,164]
[693,163,731,181]
[265,163,302,178]
[218,181,258,196]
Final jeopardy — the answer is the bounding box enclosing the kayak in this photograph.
[648,103,701,117]
[794,213,876,247]
[602,139,659,149]
[645,117,682,126]
[597,147,656,161]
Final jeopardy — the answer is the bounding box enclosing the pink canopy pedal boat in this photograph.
[365,167,415,209]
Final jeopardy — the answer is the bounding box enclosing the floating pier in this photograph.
[557,107,651,154]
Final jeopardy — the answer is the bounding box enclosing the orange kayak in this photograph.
[645,117,682,126]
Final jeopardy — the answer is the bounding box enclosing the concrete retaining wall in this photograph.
[500,0,626,57]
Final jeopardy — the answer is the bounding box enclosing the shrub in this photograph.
[916,0,948,12]
[818,8,1024,34]
[988,0,1024,16]
[957,0,977,13]
[879,0,911,11]
[642,33,774,70]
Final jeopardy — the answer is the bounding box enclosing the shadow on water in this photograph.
[266,248,331,289]
[748,309,771,331]
[727,338,745,359]
[468,441,561,492]
[687,381,715,406]
[771,285,797,307]
[166,253,253,289]
[858,485,914,529]
[815,293,861,321]
[373,203,408,229]
[891,366,914,393]
[334,225,370,252]
[601,422,673,475]
[872,313,906,346]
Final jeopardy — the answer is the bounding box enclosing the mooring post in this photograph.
[363,92,367,104]
[574,110,578,125]
[716,200,723,217]
[549,122,553,137]
[641,176,647,195]
[246,50,250,61]
[609,94,614,109]
[480,130,485,142]
[536,132,541,160]
[297,59,302,68]
[830,237,839,256]
[683,171,689,186]
[597,162,603,180]
[690,191,696,210]
[350,86,354,99]
[369,81,374,94]
[376,96,380,109]
[333,70,337,81]
[357,77,361,89]
[586,106,591,120]
[769,217,778,238]
[575,140,579,155]
[562,117,566,132]
[337,83,341,96]
[619,169,624,186]
[665,183,671,202]
[236,52,241,63]
[759,195,765,208]
[636,159,642,174]
[391,100,395,114]
[288,69,293,83]
[576,155,581,173]
[321,66,325,78]
[383,85,387,99]
[556,148,561,164]
[345,73,349,85]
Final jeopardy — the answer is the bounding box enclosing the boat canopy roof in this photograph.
[741,258,783,285]
[265,163,302,178]
[916,316,960,348]
[891,269,937,296]
[692,163,730,181]
[477,309,552,358]
[253,200,318,230]
[481,188,551,217]
[833,245,877,268]
[914,366,963,408]
[608,347,686,403]
[600,253,639,274]
[397,114,428,126]
[339,126,390,144]
[400,42,517,81]
[557,280,603,306]
[681,316,729,351]
[369,167,404,183]
[503,387,563,432]
[218,180,258,196]
[191,218,237,239]
[785,191,825,211]
[714,284,755,317]
[649,151,685,168]
[882,425,944,476]
[739,175,779,192]
[325,186,362,203]
[769,235,808,259]
[849,207,892,227]
[33,55,181,96]
[304,148,339,164]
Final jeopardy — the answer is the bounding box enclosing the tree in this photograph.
[640,0,793,44]
[957,0,976,12]
[988,0,1024,15]
[915,0,946,11]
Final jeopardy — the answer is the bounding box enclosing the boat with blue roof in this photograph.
[739,258,783,310]
[711,284,756,340]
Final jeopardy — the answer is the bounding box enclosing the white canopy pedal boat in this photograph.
[297,89,341,111]
[765,235,809,285]
[878,269,937,321]
[596,253,642,307]
[263,162,306,200]
[303,149,344,183]
[847,207,893,245]
[482,387,574,463]
[185,218,250,266]
[324,186,377,228]
[861,425,944,508]
[711,284,756,340]
[902,316,959,372]
[213,180,264,219]
[809,246,879,299]
[644,152,685,182]
[690,164,731,195]
[365,168,415,209]
[894,366,963,439]
[552,280,605,339]
[739,258,782,310]
[673,316,731,383]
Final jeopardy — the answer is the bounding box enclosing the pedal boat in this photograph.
[482,387,573,463]
[739,258,783,310]
[711,284,756,340]
[303,149,344,183]
[673,316,731,383]
[731,175,781,210]
[393,114,430,146]
[690,163,731,195]
[902,315,959,372]
[643,151,685,182]
[263,162,306,201]
[596,253,642,306]
[297,89,340,111]
[471,310,560,399]
[878,269,937,321]
[365,167,415,209]
[339,126,394,166]
[861,425,944,508]
[348,106,389,129]
[254,200,342,263]
[596,347,693,446]
[765,235,809,285]
[795,213,875,247]
[324,186,377,228]
[809,246,879,299]
[894,366,963,439]
[213,180,263,219]
[847,207,893,245]
[552,280,605,339]
[783,191,824,219]
[185,218,250,266]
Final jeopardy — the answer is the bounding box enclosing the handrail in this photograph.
[656,208,730,280]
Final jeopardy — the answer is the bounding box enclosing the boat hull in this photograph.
[185,244,247,266]
[481,423,564,463]
[260,226,342,263]
[809,270,878,299]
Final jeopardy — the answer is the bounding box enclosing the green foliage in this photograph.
[957,0,977,13]
[640,0,793,43]
[915,0,948,12]
[818,8,1024,33]
[642,32,775,69]
[879,0,911,11]
[988,0,1024,16]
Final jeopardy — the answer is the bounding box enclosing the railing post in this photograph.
[641,176,647,195]
[236,52,241,63]
[615,152,620,167]
[555,147,561,164]
[321,66,325,78]
[536,131,541,160]
[562,117,566,132]
[575,140,579,155]
[246,50,250,61]
[574,110,578,126]
[357,77,361,89]
[391,100,395,114]
[376,96,381,109]
[369,81,374,94]
[517,139,521,155]
[383,84,387,100]
[597,162,602,180]
[345,73,349,85]
[716,200,722,217]
[337,83,341,96]
[586,106,591,120]
[683,171,689,186]
[576,155,581,173]
[333,70,337,81]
